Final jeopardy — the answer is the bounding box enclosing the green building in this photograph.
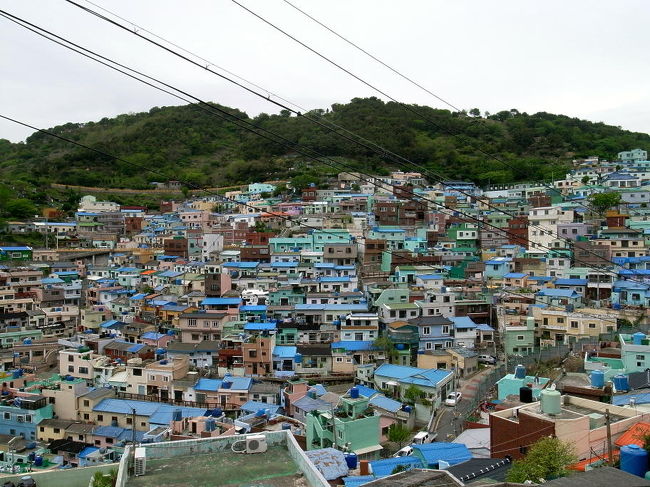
[306,391,381,459]
[0,246,33,262]
[504,316,536,356]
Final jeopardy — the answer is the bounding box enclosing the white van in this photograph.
[413,431,436,444]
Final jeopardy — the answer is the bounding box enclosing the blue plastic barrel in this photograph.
[34,456,43,467]
[514,365,526,379]
[345,453,358,469]
[614,374,630,392]
[349,387,360,399]
[590,370,605,388]
[621,444,648,477]
[633,333,646,345]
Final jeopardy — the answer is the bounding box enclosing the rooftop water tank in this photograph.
[590,370,605,388]
[621,444,648,477]
[23,338,32,345]
[211,408,223,418]
[205,418,216,432]
[540,389,561,415]
[155,348,166,356]
[349,387,360,399]
[345,453,358,470]
[633,332,646,345]
[167,329,175,336]
[222,381,232,389]
[514,365,526,379]
[614,374,630,392]
[34,456,43,467]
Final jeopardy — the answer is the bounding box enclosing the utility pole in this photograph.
[605,408,613,466]
[131,407,137,475]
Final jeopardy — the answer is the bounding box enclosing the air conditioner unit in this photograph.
[134,447,146,476]
[246,434,268,454]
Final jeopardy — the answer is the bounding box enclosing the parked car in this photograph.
[413,431,437,444]
[478,354,496,365]
[393,446,413,457]
[445,392,462,406]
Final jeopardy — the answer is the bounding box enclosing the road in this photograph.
[430,365,498,440]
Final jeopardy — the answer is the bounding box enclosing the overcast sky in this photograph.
[1,0,649,142]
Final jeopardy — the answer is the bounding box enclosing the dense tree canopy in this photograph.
[0,98,648,212]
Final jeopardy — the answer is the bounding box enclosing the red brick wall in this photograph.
[490,410,555,459]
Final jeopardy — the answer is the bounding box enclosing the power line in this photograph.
[229,0,597,214]
[0,11,635,324]
[60,0,641,280]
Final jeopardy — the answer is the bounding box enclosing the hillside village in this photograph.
[0,148,649,487]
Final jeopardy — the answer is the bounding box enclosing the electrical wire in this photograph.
[61,0,644,280]
[0,10,637,324]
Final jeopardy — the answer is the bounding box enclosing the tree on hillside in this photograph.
[506,437,576,483]
[373,335,398,363]
[589,191,621,216]
[387,423,411,450]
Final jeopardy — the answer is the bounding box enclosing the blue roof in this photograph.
[93,398,205,424]
[201,297,241,306]
[476,323,495,332]
[504,272,527,278]
[304,448,349,481]
[355,385,379,398]
[412,442,472,466]
[42,278,65,284]
[130,293,147,300]
[342,476,375,487]
[0,246,32,251]
[331,341,377,352]
[141,332,165,341]
[195,378,223,391]
[273,346,297,359]
[417,274,443,280]
[127,343,145,353]
[309,384,327,396]
[293,395,332,412]
[240,305,268,312]
[269,262,299,268]
[369,456,423,477]
[450,316,477,329]
[612,393,650,406]
[240,401,281,415]
[243,322,276,331]
[318,276,351,282]
[369,395,403,413]
[373,364,453,388]
[554,278,588,286]
[78,446,100,459]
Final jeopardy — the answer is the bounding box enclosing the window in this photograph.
[570,321,579,329]
[97,415,104,421]
[68,366,74,373]
[442,325,450,335]
[422,327,431,335]
[126,417,133,425]
[425,342,432,350]
[588,323,596,329]
[517,335,525,341]
[4,412,11,420]
[83,400,90,407]
[637,355,645,360]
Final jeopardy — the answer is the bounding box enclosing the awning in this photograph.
[386,381,399,386]
[353,444,383,455]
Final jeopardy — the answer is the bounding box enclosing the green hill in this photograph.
[1,97,649,218]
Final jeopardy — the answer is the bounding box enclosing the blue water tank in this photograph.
[159,360,168,365]
[34,456,43,467]
[212,408,223,418]
[349,387,360,399]
[66,376,75,381]
[614,374,630,392]
[111,419,118,427]
[590,370,605,388]
[255,409,267,418]
[514,365,526,379]
[402,405,412,413]
[633,333,646,345]
[281,422,291,430]
[395,343,406,351]
[621,444,648,477]
[167,329,175,336]
[23,338,32,345]
[172,409,182,421]
[205,418,216,432]
[28,452,36,462]
[294,353,303,364]
[222,381,232,389]
[345,453,358,469]
[156,348,166,356]
[12,370,21,379]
